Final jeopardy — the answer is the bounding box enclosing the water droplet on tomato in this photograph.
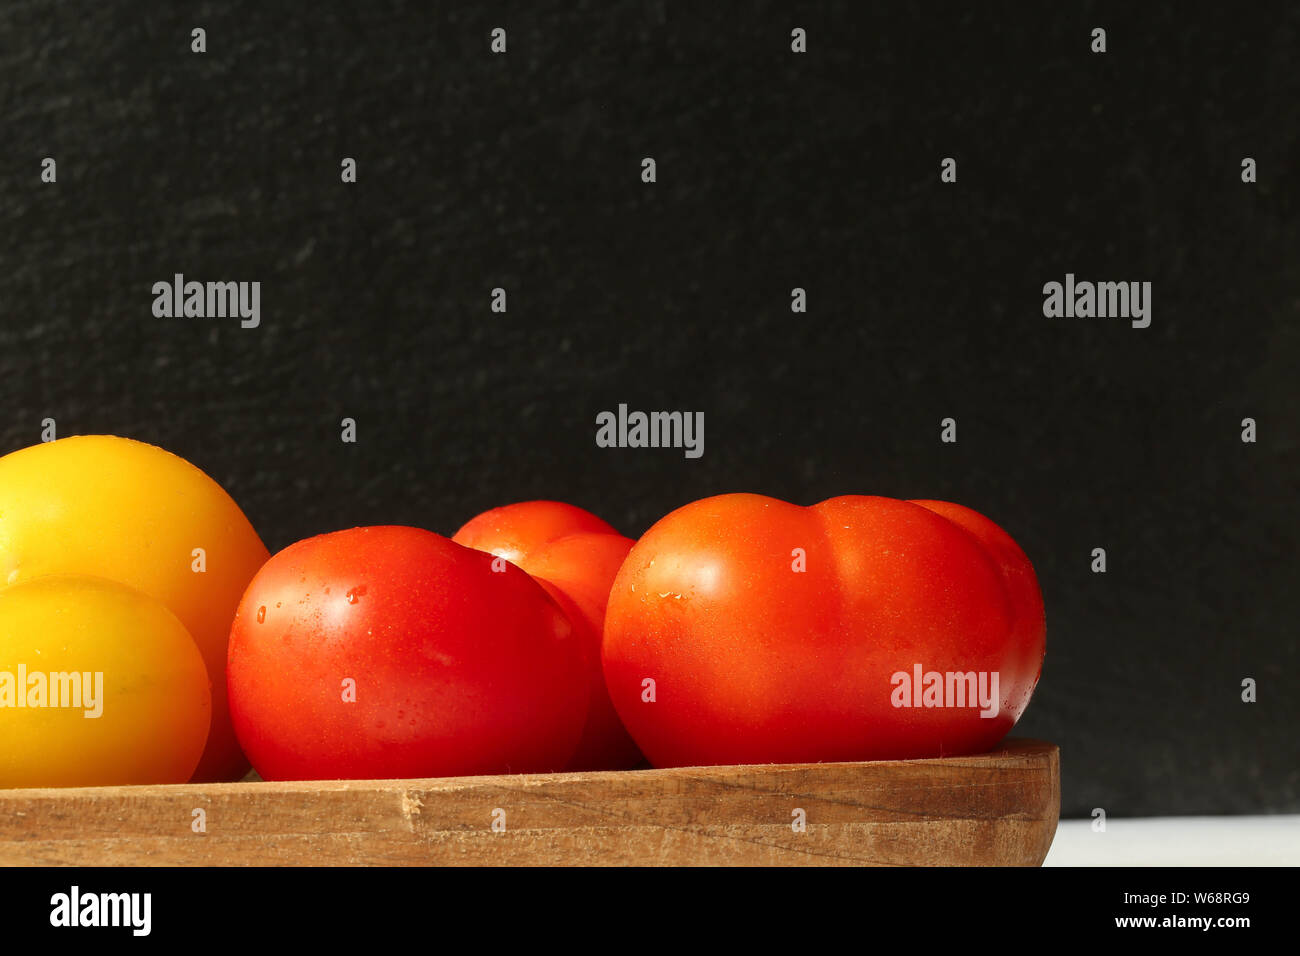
[256,606,266,624]
[346,585,367,605]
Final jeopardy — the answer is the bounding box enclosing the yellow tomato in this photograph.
[0,436,268,780]
[0,574,211,787]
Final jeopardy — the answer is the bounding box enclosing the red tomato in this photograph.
[454,501,643,770]
[602,494,1046,766]
[227,525,588,780]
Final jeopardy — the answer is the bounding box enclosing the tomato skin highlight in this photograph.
[227,525,588,781]
[452,500,618,566]
[454,501,642,770]
[602,493,1046,767]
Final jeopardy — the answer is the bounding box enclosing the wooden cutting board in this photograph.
[0,738,1058,866]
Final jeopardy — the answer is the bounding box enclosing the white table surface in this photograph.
[1043,815,1300,866]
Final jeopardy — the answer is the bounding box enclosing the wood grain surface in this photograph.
[0,738,1058,866]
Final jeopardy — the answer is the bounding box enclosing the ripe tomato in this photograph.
[227,525,588,780]
[454,501,642,770]
[0,574,211,788]
[0,435,268,782]
[602,494,1046,767]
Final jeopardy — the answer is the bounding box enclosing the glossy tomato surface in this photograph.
[453,500,618,565]
[602,494,1046,767]
[227,525,588,780]
[454,501,642,769]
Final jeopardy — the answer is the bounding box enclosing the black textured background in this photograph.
[1,1,1297,817]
